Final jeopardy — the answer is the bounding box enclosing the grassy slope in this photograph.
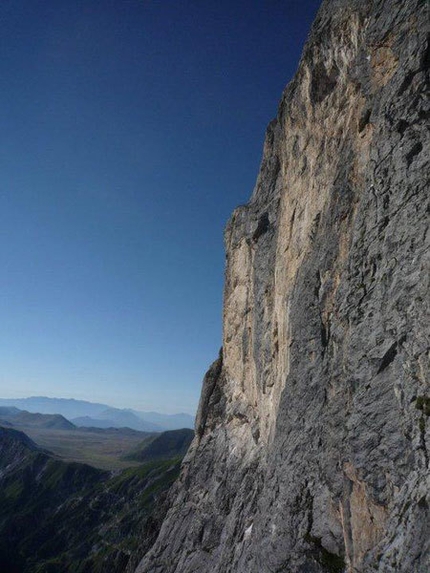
[124,428,194,463]
[0,427,181,573]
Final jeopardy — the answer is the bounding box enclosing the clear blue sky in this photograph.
[0,0,321,414]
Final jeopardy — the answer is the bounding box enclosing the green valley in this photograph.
[0,424,192,572]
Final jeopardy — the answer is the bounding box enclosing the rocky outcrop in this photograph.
[136,0,430,571]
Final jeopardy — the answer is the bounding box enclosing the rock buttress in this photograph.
[136,0,429,571]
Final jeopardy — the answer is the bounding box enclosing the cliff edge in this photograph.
[137,0,429,571]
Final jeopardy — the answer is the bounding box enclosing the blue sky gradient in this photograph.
[0,0,321,413]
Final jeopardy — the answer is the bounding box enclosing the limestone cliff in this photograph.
[136,0,429,571]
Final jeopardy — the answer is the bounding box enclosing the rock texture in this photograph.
[136,0,429,571]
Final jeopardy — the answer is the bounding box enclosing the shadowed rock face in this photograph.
[136,0,430,571]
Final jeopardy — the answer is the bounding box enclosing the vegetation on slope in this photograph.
[0,426,183,573]
[123,428,194,463]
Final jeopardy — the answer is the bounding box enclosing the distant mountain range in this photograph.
[0,397,194,432]
[71,410,161,432]
[0,406,75,430]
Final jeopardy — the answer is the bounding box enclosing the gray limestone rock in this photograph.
[136,0,430,571]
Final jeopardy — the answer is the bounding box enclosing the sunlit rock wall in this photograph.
[136,0,429,571]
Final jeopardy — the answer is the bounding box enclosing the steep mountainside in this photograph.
[136,0,429,572]
[124,429,194,463]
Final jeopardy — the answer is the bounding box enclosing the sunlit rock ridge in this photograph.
[136,0,429,571]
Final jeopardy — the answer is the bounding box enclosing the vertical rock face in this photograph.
[137,0,429,571]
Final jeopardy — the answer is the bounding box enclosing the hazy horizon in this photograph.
[0,392,195,416]
[1,1,321,413]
